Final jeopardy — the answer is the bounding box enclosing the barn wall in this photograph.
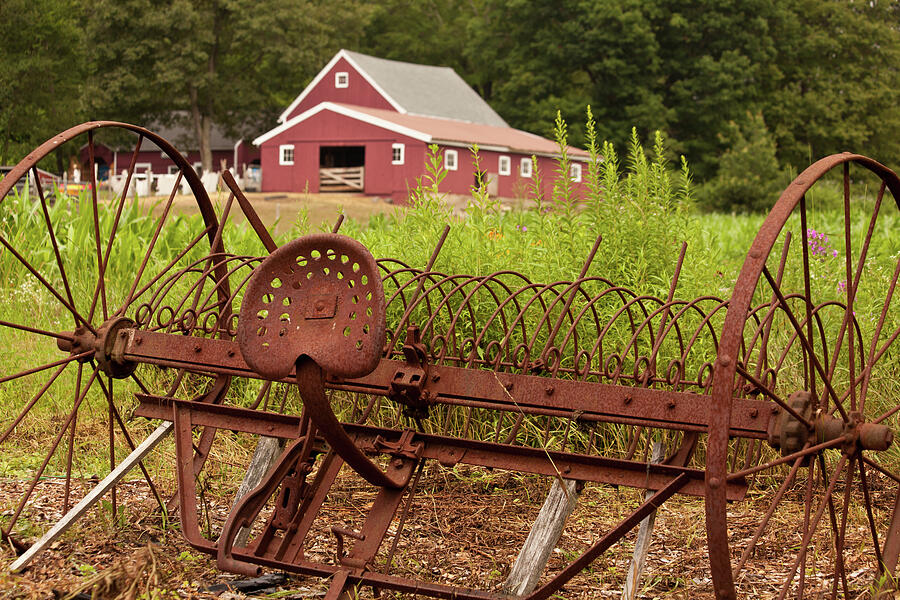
[259,111,587,203]
[82,145,259,177]
[259,110,424,199]
[284,57,395,122]
[434,146,586,203]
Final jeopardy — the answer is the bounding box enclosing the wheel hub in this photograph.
[57,316,137,378]
[768,390,893,455]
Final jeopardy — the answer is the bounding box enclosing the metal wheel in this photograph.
[708,153,900,598]
[0,122,234,552]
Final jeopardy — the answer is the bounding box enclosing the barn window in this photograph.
[279,145,295,166]
[335,72,349,88]
[520,157,533,178]
[498,155,511,176]
[570,162,582,182]
[167,165,179,175]
[392,143,405,165]
[444,149,458,171]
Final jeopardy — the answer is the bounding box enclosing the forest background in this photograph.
[2,0,899,211]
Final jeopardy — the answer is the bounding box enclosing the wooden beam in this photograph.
[9,423,172,573]
[503,478,581,595]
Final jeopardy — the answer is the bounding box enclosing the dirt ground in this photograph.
[141,189,501,238]
[1,462,893,599]
[150,191,401,238]
[0,470,711,600]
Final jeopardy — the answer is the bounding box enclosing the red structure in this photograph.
[254,50,588,202]
[81,116,259,180]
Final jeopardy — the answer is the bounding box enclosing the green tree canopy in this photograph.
[86,0,373,171]
[0,0,87,166]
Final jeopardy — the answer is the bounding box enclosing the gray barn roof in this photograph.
[342,51,508,127]
[278,50,509,128]
[143,114,238,152]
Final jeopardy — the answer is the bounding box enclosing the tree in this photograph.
[766,0,900,168]
[0,0,87,165]
[377,0,900,188]
[86,0,373,172]
[698,112,788,212]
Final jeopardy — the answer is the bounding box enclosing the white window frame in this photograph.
[134,162,152,173]
[279,144,295,166]
[391,143,405,165]
[167,165,179,175]
[335,71,349,88]
[444,149,458,171]
[498,155,511,176]
[193,162,203,175]
[569,162,582,182]
[520,157,533,178]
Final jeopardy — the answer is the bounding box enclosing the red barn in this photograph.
[254,50,588,202]
[81,115,260,183]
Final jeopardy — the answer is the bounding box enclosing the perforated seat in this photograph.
[237,233,386,380]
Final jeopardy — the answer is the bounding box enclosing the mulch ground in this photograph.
[0,465,891,599]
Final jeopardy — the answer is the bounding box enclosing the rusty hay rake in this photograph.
[1,121,899,599]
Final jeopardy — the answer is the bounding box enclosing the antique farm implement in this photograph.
[1,122,899,599]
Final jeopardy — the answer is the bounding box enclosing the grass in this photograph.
[1,122,899,600]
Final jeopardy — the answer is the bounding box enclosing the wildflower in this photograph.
[832,249,838,258]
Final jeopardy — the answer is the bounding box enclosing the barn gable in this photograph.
[278,49,507,127]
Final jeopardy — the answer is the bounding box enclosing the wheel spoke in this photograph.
[762,266,848,421]
[90,135,143,325]
[861,252,900,414]
[753,232,792,381]
[727,437,844,481]
[799,195,817,397]
[32,167,77,326]
[778,454,848,600]
[824,179,883,415]
[0,319,74,342]
[860,455,900,485]
[186,192,235,316]
[129,371,152,396]
[800,456,816,598]
[116,170,182,316]
[841,164,858,415]
[0,230,97,335]
[873,402,900,425]
[818,452,851,598]
[3,365,100,535]
[732,454,805,577]
[95,373,165,512]
[857,457,884,571]
[86,130,108,322]
[62,363,84,511]
[124,224,215,311]
[735,363,812,428]
[0,351,91,385]
[0,360,70,445]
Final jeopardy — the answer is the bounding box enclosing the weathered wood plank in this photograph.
[229,435,285,547]
[623,440,666,599]
[503,478,581,596]
[10,423,173,573]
